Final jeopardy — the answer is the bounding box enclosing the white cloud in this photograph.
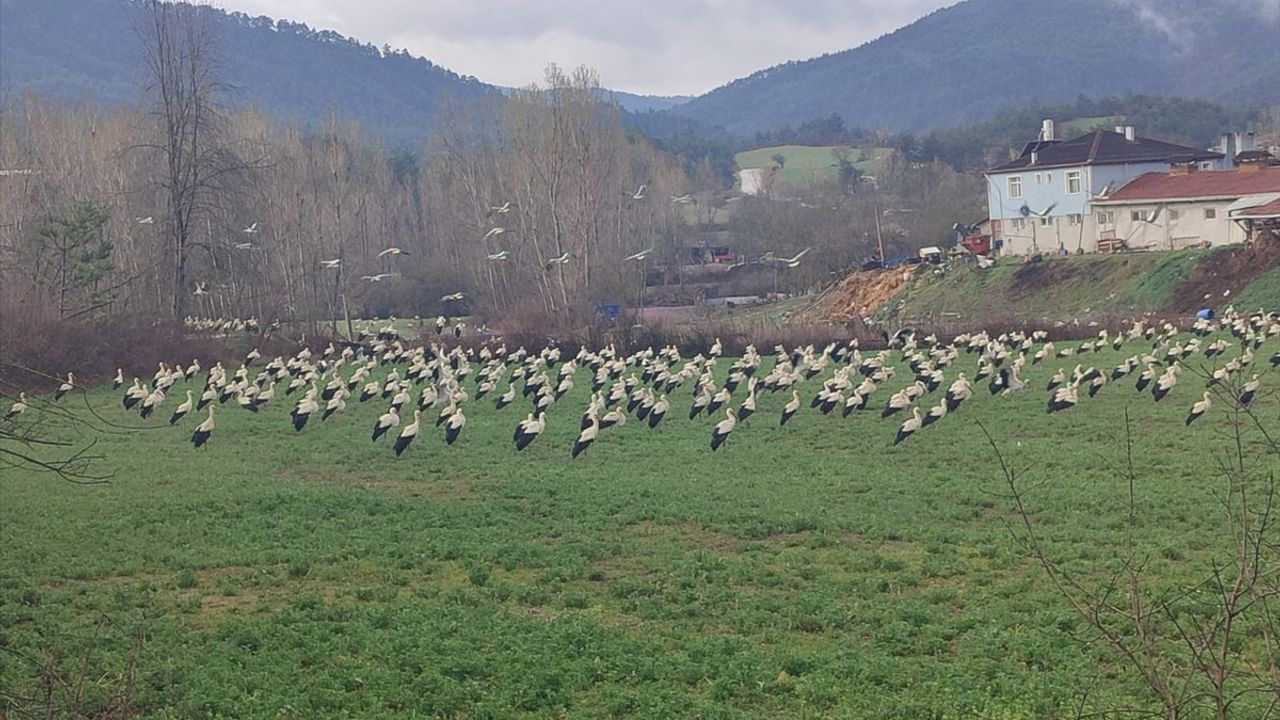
[209,0,956,95]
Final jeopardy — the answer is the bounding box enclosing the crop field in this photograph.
[3,327,1278,718]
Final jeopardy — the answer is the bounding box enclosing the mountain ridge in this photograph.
[0,0,690,144]
[672,0,1280,134]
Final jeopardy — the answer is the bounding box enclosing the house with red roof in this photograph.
[1090,155,1280,251]
[984,121,1227,256]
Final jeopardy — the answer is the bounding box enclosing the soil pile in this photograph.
[1167,232,1280,312]
[821,267,916,322]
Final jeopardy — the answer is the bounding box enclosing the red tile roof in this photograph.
[1098,168,1280,203]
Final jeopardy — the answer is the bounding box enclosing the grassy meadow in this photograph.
[3,330,1278,718]
[734,145,885,189]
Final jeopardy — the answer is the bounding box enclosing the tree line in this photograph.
[0,1,1036,340]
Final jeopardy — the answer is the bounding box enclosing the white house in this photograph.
[985,121,1226,256]
[1090,159,1280,251]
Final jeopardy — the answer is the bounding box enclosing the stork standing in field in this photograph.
[944,373,972,412]
[372,407,400,441]
[292,393,319,432]
[4,393,28,421]
[647,394,669,429]
[191,406,215,448]
[54,373,75,401]
[139,387,165,420]
[444,408,466,445]
[1152,365,1180,402]
[122,379,147,410]
[710,407,738,451]
[394,410,422,456]
[894,408,924,445]
[572,415,598,459]
[1239,374,1261,406]
[322,390,348,421]
[1048,381,1080,414]
[169,391,194,425]
[514,412,546,451]
[113,368,124,390]
[780,390,800,426]
[1186,392,1212,426]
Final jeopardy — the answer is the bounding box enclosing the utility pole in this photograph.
[874,206,886,265]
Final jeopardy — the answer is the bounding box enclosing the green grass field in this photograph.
[3,330,1277,718]
[734,145,885,189]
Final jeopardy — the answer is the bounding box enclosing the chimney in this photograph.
[1243,132,1256,153]
[1030,150,1039,165]
[1041,119,1056,142]
[1115,125,1126,135]
[1124,126,1135,143]
[1222,133,1237,166]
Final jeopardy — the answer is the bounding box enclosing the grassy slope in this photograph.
[877,250,1213,324]
[4,333,1277,718]
[1233,264,1280,311]
[734,146,884,188]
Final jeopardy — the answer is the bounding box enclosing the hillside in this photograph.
[0,0,683,145]
[674,0,1280,135]
[823,235,1280,326]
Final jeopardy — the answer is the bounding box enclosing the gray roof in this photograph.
[988,130,1223,174]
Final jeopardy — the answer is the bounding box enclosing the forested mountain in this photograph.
[0,0,499,144]
[4,0,1274,148]
[673,0,1280,134]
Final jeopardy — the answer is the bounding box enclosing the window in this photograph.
[1068,214,1082,226]
[1131,210,1149,222]
[1204,208,1217,219]
[1066,171,1082,194]
[1012,218,1026,231]
[1045,172,1053,184]
[1008,176,1023,199]
[1040,216,1053,227]
[1097,211,1114,224]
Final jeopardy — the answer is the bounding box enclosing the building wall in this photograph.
[993,214,1096,257]
[986,161,1179,256]
[1093,200,1248,250]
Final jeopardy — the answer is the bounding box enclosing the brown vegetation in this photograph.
[819,266,917,322]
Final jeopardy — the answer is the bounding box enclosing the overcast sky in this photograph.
[211,0,958,96]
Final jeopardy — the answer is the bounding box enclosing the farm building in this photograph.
[985,121,1227,256]
[1090,155,1280,251]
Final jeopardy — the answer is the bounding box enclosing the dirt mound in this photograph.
[821,267,917,322]
[1009,257,1080,300]
[1167,232,1280,312]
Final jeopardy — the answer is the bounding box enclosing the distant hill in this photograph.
[673,0,1280,135]
[604,90,692,114]
[0,0,685,146]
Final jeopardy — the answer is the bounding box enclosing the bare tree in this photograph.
[137,0,232,326]
[983,374,1280,720]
